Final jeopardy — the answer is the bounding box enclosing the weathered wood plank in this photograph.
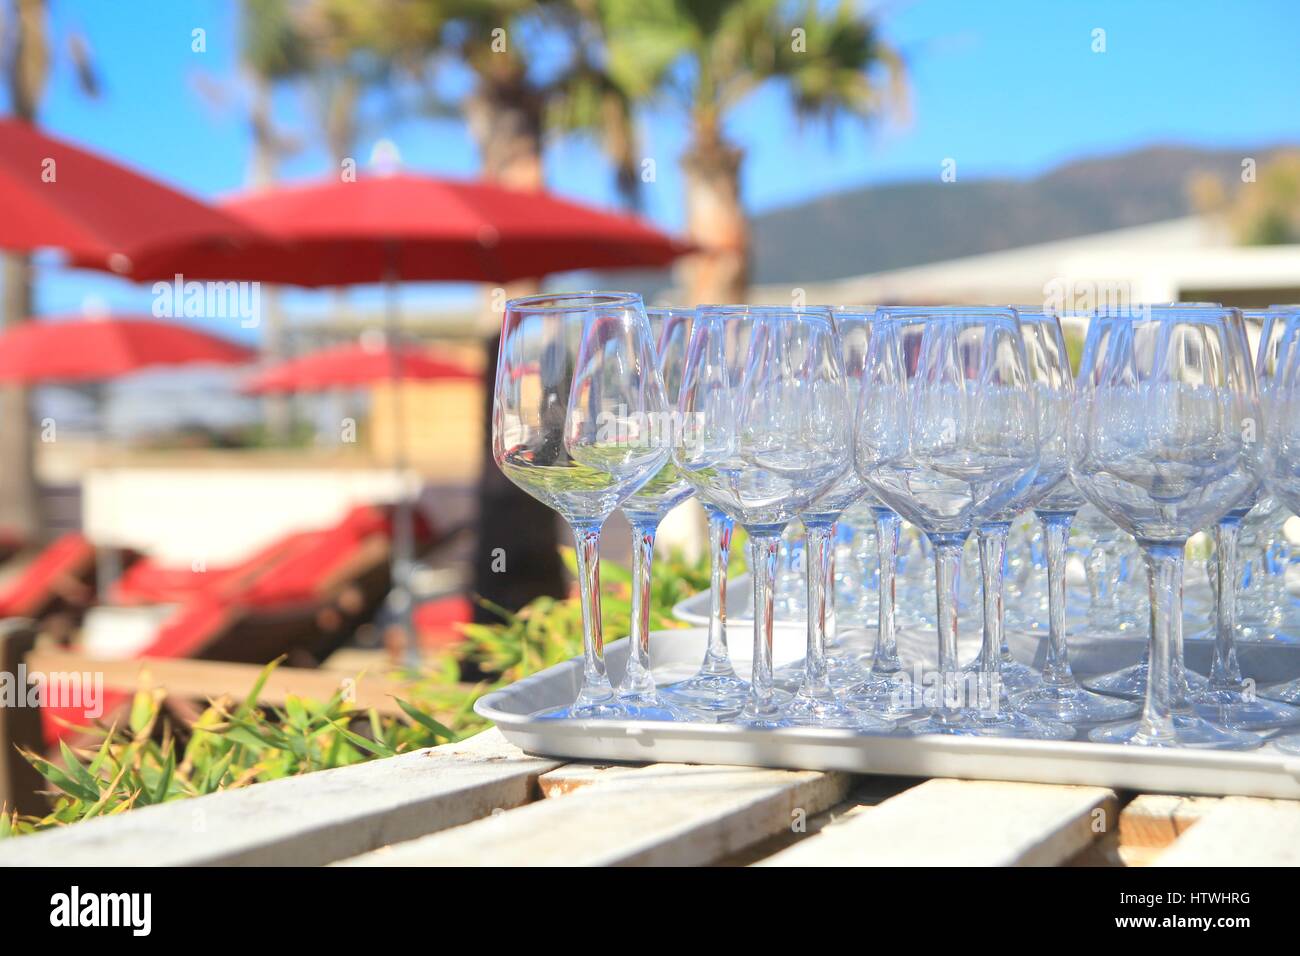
[23,649,432,717]
[342,762,852,867]
[537,761,639,797]
[0,728,559,867]
[1154,796,1300,866]
[756,778,1116,866]
[1119,794,1220,867]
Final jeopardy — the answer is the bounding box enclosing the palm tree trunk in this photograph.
[681,129,749,305]
[0,254,41,540]
[465,81,566,633]
[0,0,49,542]
[247,71,292,443]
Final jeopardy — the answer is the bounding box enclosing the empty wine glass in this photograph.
[1252,306,1300,753]
[1071,305,1261,748]
[660,308,755,717]
[785,307,892,730]
[856,307,1041,736]
[616,307,699,718]
[493,292,670,719]
[1012,310,1139,727]
[1189,308,1300,730]
[675,305,853,729]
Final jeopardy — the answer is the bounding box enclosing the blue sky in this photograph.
[14,0,1300,335]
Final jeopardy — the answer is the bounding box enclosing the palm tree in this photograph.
[239,0,314,441]
[592,0,904,303]
[0,0,96,540]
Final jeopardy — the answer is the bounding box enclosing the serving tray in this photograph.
[474,626,1300,799]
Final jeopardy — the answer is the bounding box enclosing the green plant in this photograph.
[3,658,468,837]
[5,540,725,838]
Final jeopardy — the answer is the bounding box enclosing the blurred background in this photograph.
[1,0,1298,678]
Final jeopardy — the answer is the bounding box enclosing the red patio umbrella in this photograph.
[0,316,255,384]
[243,341,477,394]
[90,173,691,285]
[0,119,264,273]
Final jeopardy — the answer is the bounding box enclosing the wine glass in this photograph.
[1071,305,1261,748]
[493,292,670,719]
[785,307,892,730]
[660,309,755,717]
[856,307,1041,736]
[1250,305,1300,753]
[675,304,853,729]
[615,307,699,718]
[1189,308,1300,730]
[1011,309,1139,727]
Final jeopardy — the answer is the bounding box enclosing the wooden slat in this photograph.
[1119,794,1220,867]
[537,762,639,797]
[341,762,852,867]
[24,649,425,717]
[0,728,559,867]
[1154,796,1300,866]
[757,779,1117,866]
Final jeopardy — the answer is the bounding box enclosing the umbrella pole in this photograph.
[385,256,418,669]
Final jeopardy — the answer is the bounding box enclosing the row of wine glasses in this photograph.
[492,293,1300,752]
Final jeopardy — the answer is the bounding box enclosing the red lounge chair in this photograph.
[0,532,96,620]
[40,504,445,745]
[413,594,472,651]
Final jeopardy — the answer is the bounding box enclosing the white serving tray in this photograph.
[475,627,1300,799]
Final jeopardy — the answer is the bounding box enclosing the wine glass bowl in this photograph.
[493,292,671,719]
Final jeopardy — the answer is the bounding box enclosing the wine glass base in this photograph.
[1081,662,1210,701]
[902,709,1042,738]
[1259,676,1300,706]
[783,690,894,732]
[1191,687,1300,731]
[966,709,1077,740]
[999,658,1046,695]
[1017,683,1141,724]
[1088,714,1264,750]
[962,655,1044,695]
[660,671,750,716]
[615,689,699,722]
[826,652,871,686]
[1269,733,1300,756]
[534,700,627,721]
[842,671,927,718]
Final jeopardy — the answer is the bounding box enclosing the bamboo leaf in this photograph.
[395,698,456,741]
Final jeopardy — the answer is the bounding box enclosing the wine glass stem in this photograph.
[749,532,782,714]
[570,520,612,699]
[1038,511,1077,688]
[701,505,734,675]
[872,507,902,674]
[1137,541,1183,743]
[976,522,1008,706]
[932,534,966,722]
[621,516,659,694]
[801,520,835,697]
[1211,517,1244,690]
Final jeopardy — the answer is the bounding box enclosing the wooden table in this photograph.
[2,727,1298,866]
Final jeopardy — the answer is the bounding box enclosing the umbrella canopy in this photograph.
[243,341,478,394]
[86,173,691,286]
[0,316,255,384]
[0,119,264,273]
